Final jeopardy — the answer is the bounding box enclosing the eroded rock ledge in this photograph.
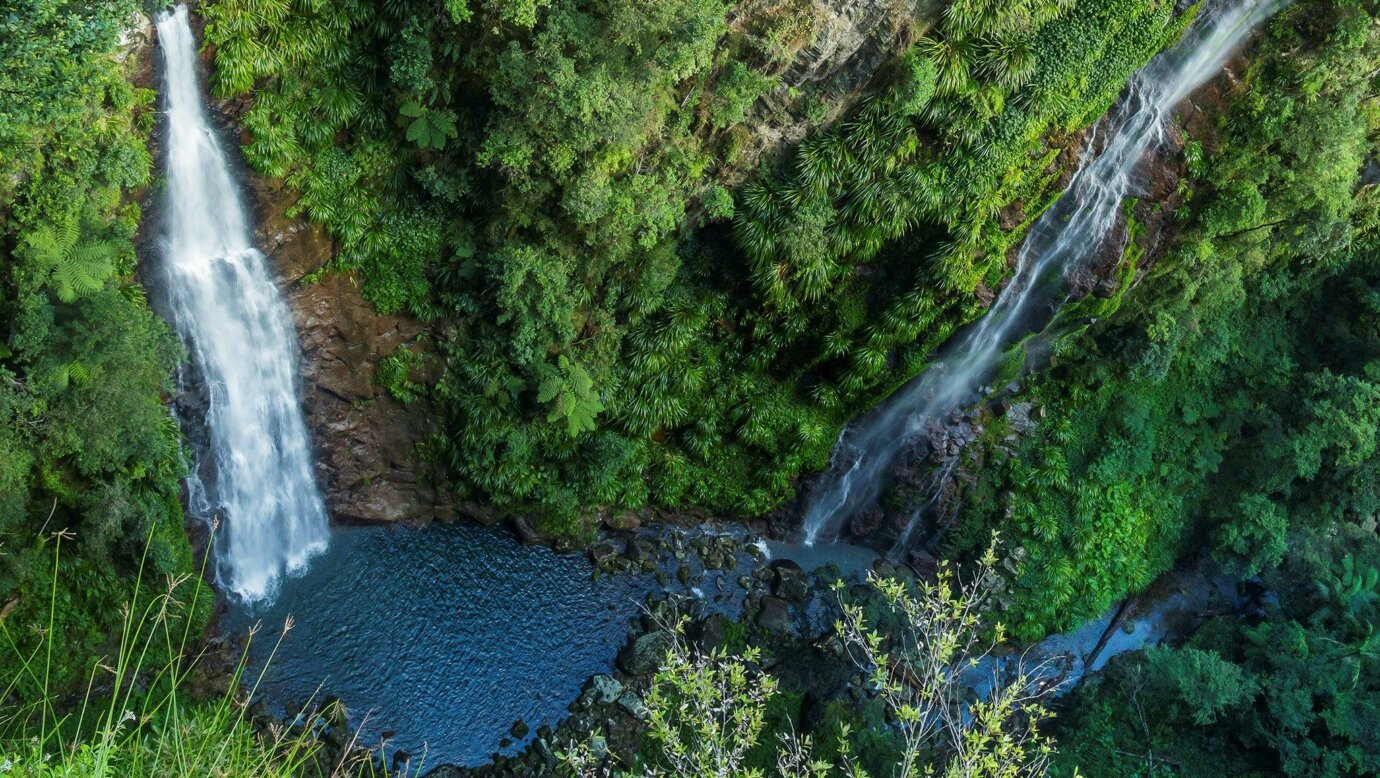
[248,175,449,524]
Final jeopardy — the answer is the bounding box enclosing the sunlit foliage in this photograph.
[204,0,1184,535]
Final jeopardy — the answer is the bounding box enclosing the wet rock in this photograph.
[745,537,766,561]
[590,541,622,571]
[509,720,529,739]
[693,613,729,652]
[1007,402,1036,435]
[618,631,672,676]
[617,691,649,720]
[582,674,624,707]
[604,511,641,531]
[849,506,885,538]
[900,549,937,580]
[771,560,810,603]
[626,536,656,565]
[677,564,693,586]
[589,733,609,760]
[756,596,792,634]
[248,170,448,526]
[533,737,558,770]
[512,516,541,545]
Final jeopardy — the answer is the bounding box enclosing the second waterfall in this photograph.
[801,0,1285,546]
[155,6,328,602]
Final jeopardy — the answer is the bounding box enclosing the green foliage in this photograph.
[1053,528,1380,778]
[952,0,1380,641]
[0,0,204,697]
[374,345,429,404]
[607,549,1056,778]
[20,218,120,304]
[708,62,777,128]
[203,0,1186,535]
[641,624,780,777]
[0,540,392,778]
[833,541,1057,778]
[538,355,606,437]
[400,101,458,151]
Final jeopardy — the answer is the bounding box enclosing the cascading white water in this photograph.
[888,458,958,560]
[801,0,1285,546]
[156,6,328,601]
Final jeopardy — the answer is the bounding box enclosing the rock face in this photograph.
[248,176,448,524]
[722,0,940,184]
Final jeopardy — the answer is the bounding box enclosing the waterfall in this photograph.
[888,458,959,560]
[155,6,328,602]
[801,0,1284,546]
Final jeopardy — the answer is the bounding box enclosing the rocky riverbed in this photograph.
[226,520,886,775]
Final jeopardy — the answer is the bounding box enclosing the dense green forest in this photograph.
[2,0,1379,774]
[0,0,205,698]
[952,0,1380,640]
[202,0,1190,528]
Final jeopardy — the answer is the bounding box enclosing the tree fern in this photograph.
[538,355,605,438]
[22,220,119,303]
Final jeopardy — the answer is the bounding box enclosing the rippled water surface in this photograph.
[223,522,654,767]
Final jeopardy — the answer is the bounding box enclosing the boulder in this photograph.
[533,737,558,770]
[618,631,672,676]
[1007,402,1036,435]
[605,511,641,531]
[589,732,609,760]
[590,541,622,571]
[849,507,884,538]
[756,596,792,634]
[626,536,657,565]
[616,692,649,720]
[771,560,810,603]
[581,674,624,707]
[693,613,729,653]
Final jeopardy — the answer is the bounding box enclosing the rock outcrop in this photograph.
[249,176,449,524]
[721,0,941,184]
